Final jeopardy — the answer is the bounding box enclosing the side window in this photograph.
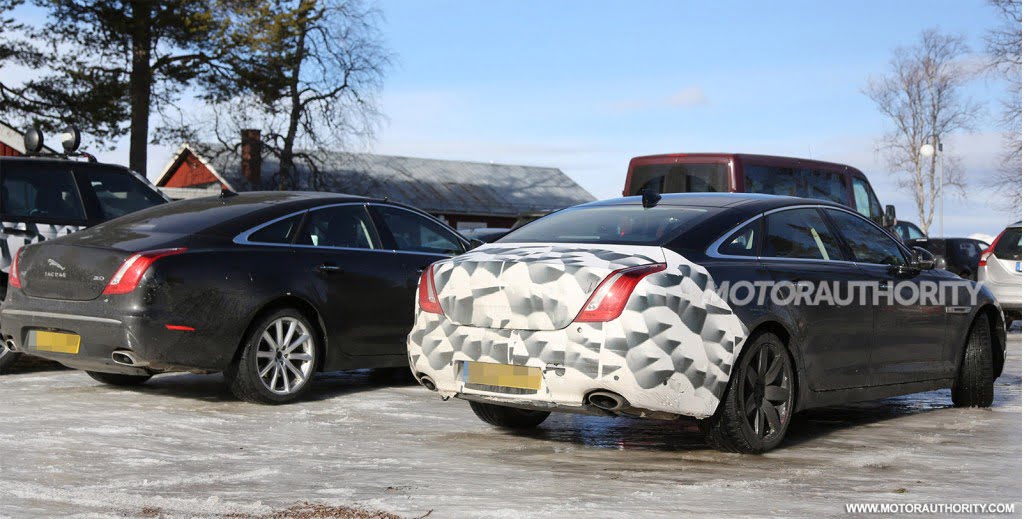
[371,205,465,255]
[826,209,907,266]
[763,208,843,261]
[83,168,166,219]
[1,164,85,221]
[744,165,800,197]
[297,205,377,249]
[852,177,882,221]
[718,220,760,257]
[248,213,304,244]
[802,169,849,204]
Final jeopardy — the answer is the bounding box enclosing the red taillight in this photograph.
[102,248,187,295]
[8,248,21,289]
[979,230,1005,267]
[574,263,667,323]
[418,264,443,314]
[165,324,195,331]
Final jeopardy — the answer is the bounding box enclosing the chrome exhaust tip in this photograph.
[111,350,148,367]
[587,390,627,412]
[419,375,437,391]
[5,339,18,352]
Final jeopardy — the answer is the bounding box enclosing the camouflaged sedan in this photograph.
[407,193,1005,453]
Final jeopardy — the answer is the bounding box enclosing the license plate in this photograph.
[462,361,542,390]
[1016,262,1021,273]
[28,330,81,354]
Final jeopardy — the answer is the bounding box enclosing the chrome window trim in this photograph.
[233,201,460,258]
[706,204,891,268]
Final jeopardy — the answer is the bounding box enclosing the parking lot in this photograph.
[0,331,1020,518]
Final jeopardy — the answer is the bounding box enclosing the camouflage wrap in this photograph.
[407,243,748,419]
[0,222,82,273]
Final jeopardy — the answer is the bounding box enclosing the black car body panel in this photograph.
[2,192,469,377]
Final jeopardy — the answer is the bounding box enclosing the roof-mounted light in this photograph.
[23,127,44,155]
[60,126,81,154]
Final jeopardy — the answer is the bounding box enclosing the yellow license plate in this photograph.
[463,361,542,390]
[29,330,81,354]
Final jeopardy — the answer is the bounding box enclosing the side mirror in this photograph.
[911,246,936,271]
[883,204,897,229]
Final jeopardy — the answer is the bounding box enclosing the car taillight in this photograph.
[979,230,1005,267]
[417,264,443,314]
[102,248,187,295]
[8,249,21,288]
[574,263,667,323]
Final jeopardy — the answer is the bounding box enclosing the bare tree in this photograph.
[985,0,1022,210]
[865,30,981,234]
[162,0,389,190]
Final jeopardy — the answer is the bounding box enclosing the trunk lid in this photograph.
[18,231,189,301]
[433,243,666,331]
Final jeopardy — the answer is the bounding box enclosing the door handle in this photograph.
[317,263,342,274]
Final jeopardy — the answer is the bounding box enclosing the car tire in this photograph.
[952,313,994,408]
[469,401,550,429]
[0,344,21,375]
[225,308,319,405]
[698,331,795,454]
[86,370,152,386]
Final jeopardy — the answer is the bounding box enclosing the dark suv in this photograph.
[0,156,169,372]
[916,238,989,280]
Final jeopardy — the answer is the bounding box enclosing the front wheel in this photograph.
[225,309,319,405]
[0,342,21,374]
[469,401,550,429]
[952,313,994,407]
[699,331,795,454]
[86,370,152,386]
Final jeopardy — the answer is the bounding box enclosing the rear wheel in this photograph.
[86,370,152,386]
[952,314,994,407]
[469,401,550,429]
[699,331,795,454]
[0,343,21,374]
[226,309,318,405]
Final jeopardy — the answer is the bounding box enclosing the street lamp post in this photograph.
[919,141,943,238]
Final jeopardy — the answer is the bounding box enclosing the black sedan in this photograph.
[1,192,470,403]
[407,193,1006,452]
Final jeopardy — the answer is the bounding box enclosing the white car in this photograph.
[978,221,1022,329]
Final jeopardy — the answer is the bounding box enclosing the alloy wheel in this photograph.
[255,317,315,395]
[738,341,793,442]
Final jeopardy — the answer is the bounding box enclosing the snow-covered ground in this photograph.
[1,333,1020,518]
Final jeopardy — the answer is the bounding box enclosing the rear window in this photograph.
[84,168,166,219]
[1,163,86,221]
[499,205,711,246]
[994,227,1022,261]
[628,163,728,195]
[98,197,275,235]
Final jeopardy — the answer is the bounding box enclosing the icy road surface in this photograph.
[1,333,1020,518]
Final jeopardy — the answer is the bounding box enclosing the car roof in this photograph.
[582,192,849,211]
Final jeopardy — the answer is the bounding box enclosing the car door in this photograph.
[293,203,413,359]
[758,207,874,390]
[823,208,949,385]
[367,204,468,348]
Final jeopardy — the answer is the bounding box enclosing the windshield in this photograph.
[628,163,728,196]
[498,205,712,246]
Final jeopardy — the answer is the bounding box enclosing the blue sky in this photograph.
[367,0,1019,238]
[6,0,1021,238]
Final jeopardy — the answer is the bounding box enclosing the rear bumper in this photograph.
[979,278,1022,310]
[1,291,230,375]
[407,312,742,420]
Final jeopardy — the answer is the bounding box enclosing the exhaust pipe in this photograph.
[5,339,18,352]
[419,375,437,391]
[111,350,148,367]
[587,390,627,412]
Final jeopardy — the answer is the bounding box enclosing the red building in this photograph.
[0,119,59,157]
